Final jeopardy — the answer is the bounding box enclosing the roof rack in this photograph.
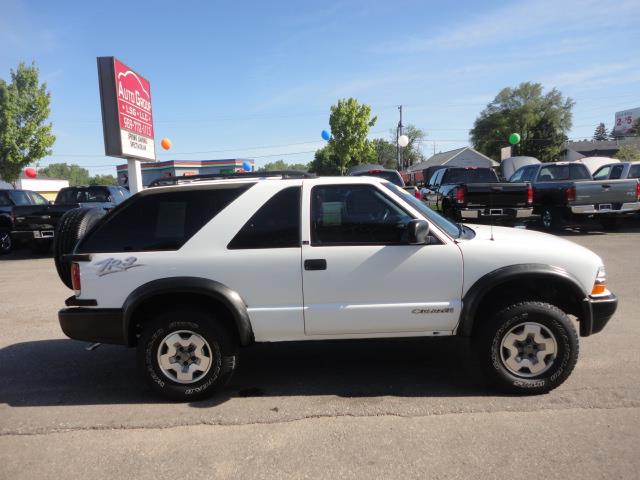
[147,170,316,188]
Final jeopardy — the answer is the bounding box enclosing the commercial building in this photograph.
[115,159,255,188]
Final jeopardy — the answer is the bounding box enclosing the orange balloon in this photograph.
[160,138,172,150]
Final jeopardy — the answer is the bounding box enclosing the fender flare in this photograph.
[122,277,254,346]
[457,264,587,337]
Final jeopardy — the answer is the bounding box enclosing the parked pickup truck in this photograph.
[0,189,50,254]
[11,185,130,252]
[422,167,533,222]
[508,162,640,230]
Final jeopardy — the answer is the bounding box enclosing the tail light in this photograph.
[636,181,640,201]
[565,186,576,202]
[527,184,533,205]
[455,186,465,204]
[71,262,81,292]
[414,189,422,200]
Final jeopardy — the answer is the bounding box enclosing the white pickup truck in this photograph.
[55,172,617,400]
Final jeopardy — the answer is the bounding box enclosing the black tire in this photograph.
[137,308,238,401]
[540,207,563,231]
[0,228,12,254]
[473,301,579,395]
[54,207,106,289]
[600,216,618,231]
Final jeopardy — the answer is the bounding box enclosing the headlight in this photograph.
[591,266,607,296]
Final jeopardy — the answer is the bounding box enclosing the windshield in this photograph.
[383,182,464,238]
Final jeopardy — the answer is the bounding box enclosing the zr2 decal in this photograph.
[94,257,143,276]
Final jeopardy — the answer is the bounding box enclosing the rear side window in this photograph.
[228,187,301,249]
[78,184,253,253]
[629,164,640,178]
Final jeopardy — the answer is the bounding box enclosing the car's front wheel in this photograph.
[473,301,579,394]
[137,308,238,401]
[0,228,12,254]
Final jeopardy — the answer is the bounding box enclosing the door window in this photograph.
[522,166,537,182]
[509,168,524,182]
[592,166,611,180]
[310,185,412,246]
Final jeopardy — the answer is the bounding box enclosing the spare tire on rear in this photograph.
[54,207,106,289]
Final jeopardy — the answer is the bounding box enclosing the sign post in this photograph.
[97,57,155,193]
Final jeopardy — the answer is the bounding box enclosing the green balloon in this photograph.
[509,133,521,145]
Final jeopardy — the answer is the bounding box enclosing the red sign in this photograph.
[97,57,156,161]
[114,59,154,139]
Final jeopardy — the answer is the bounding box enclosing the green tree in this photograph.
[328,98,377,174]
[0,62,56,183]
[38,163,91,186]
[470,82,574,162]
[398,124,426,167]
[613,145,640,161]
[593,123,609,141]
[90,174,117,186]
[259,160,309,172]
[308,145,340,175]
[371,138,397,169]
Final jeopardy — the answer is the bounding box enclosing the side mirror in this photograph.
[407,219,430,244]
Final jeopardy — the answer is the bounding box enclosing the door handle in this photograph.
[304,259,327,271]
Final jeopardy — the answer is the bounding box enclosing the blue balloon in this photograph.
[321,130,330,141]
[242,160,252,172]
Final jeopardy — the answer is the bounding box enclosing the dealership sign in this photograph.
[613,107,640,136]
[97,57,156,161]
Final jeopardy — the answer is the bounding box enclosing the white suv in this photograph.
[57,172,617,400]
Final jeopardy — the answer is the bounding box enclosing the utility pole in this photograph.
[396,105,403,171]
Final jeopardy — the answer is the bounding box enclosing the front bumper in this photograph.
[580,293,618,337]
[460,207,534,219]
[59,306,125,345]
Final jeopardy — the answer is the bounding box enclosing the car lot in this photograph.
[1,222,640,479]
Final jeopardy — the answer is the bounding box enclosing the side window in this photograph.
[592,166,610,180]
[609,164,624,180]
[28,192,49,205]
[430,169,443,186]
[509,168,524,182]
[228,187,301,249]
[522,167,537,182]
[0,192,11,206]
[55,189,72,204]
[310,185,412,246]
[77,184,253,253]
[628,164,640,179]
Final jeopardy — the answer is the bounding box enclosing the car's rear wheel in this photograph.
[473,301,578,394]
[54,207,106,288]
[0,228,12,254]
[137,308,238,401]
[540,207,563,231]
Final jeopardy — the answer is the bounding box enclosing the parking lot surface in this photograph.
[1,224,639,479]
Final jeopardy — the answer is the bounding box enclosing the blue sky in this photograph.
[2,0,640,175]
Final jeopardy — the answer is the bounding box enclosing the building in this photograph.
[14,176,69,201]
[560,137,640,161]
[115,159,255,188]
[406,147,499,184]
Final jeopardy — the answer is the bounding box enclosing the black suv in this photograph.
[0,189,50,254]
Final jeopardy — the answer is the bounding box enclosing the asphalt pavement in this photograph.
[1,222,639,479]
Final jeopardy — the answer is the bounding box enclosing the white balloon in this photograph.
[398,134,409,147]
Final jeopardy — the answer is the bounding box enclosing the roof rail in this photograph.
[147,170,316,188]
